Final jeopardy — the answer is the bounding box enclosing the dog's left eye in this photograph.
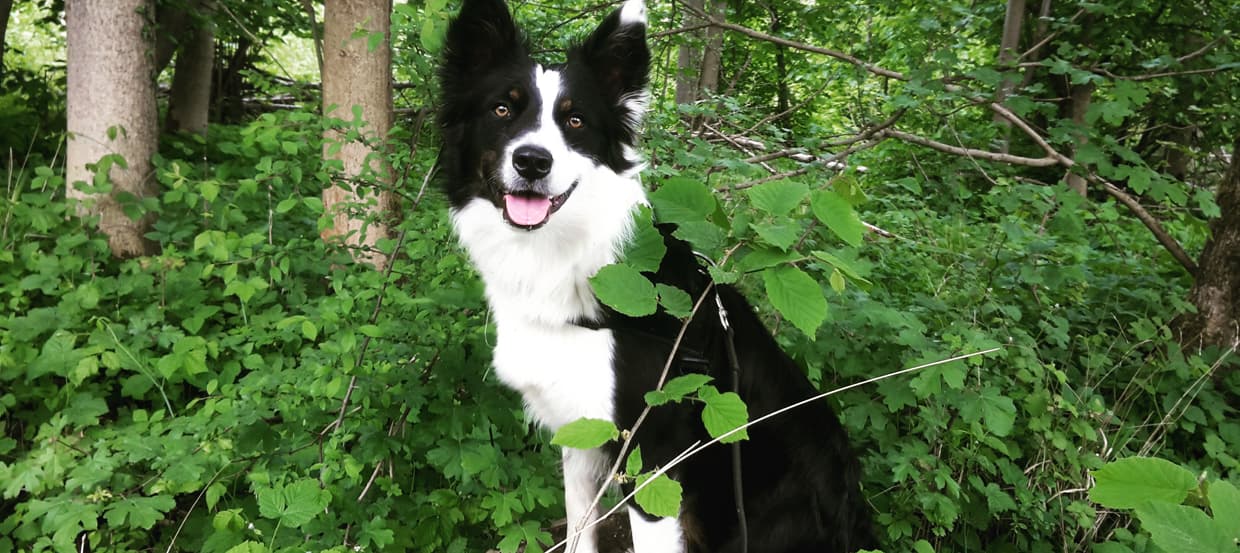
[493,104,511,118]
[566,115,584,129]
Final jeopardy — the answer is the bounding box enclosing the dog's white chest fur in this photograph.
[492,320,616,430]
[450,167,645,430]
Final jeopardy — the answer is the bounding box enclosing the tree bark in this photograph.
[321,0,396,269]
[697,0,726,98]
[0,0,12,76]
[66,0,160,258]
[993,0,1025,153]
[1180,137,1240,353]
[166,9,216,135]
[1062,82,1093,197]
[675,0,705,107]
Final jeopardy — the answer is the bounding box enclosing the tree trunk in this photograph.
[1180,137,1240,353]
[675,0,704,107]
[697,0,726,98]
[769,5,790,120]
[0,0,12,76]
[166,9,215,135]
[66,0,160,258]
[993,0,1025,153]
[1062,82,1093,197]
[321,0,395,269]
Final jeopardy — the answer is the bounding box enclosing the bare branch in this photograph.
[881,129,1060,167]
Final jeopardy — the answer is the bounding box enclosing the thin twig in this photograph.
[549,347,1002,553]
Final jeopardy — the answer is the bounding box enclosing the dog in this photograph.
[436,1,874,551]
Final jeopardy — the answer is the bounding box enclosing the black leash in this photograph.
[694,250,749,553]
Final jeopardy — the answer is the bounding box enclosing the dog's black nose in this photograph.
[512,145,553,180]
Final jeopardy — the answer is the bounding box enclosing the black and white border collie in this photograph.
[437,1,874,551]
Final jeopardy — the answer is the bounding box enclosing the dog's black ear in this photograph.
[573,0,651,104]
[442,0,525,75]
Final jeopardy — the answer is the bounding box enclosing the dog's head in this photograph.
[437,0,650,231]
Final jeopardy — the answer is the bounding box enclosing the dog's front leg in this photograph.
[627,507,684,553]
[563,448,606,553]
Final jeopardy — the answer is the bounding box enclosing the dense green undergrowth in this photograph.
[1,100,1236,553]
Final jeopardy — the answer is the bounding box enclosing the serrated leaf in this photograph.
[645,374,713,406]
[1207,479,1240,532]
[736,247,800,273]
[625,446,643,476]
[811,250,872,286]
[746,180,808,215]
[225,542,267,553]
[1090,457,1198,509]
[752,219,801,251]
[700,387,749,443]
[257,480,330,528]
[1134,501,1235,553]
[672,220,726,252]
[278,480,330,527]
[810,190,864,246]
[655,284,693,318]
[551,418,619,450]
[649,177,717,225]
[828,268,846,292]
[762,265,827,337]
[104,495,176,530]
[624,207,666,273]
[590,264,657,317]
[634,473,683,519]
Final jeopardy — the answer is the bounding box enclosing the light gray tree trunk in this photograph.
[66,0,160,258]
[321,0,396,269]
[675,0,705,107]
[993,0,1025,153]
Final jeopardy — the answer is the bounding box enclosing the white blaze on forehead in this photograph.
[532,66,563,134]
[501,65,591,196]
[619,0,647,25]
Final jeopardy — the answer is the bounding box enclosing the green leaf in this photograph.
[225,542,268,553]
[671,220,726,252]
[736,247,800,273]
[1090,457,1198,509]
[634,473,683,519]
[699,386,750,443]
[276,198,298,213]
[746,180,808,215]
[762,265,827,337]
[811,250,873,287]
[649,177,717,225]
[1207,479,1240,534]
[104,495,176,530]
[828,269,846,293]
[590,264,657,317]
[625,446,644,476]
[645,374,713,406]
[257,479,330,528]
[752,219,801,251]
[1134,501,1236,553]
[624,206,666,273]
[655,284,693,318]
[810,190,864,246]
[551,418,619,450]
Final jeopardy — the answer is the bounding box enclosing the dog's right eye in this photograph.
[493,104,511,118]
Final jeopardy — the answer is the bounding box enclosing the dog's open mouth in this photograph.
[501,183,577,230]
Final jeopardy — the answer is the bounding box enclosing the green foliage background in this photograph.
[2,0,1238,552]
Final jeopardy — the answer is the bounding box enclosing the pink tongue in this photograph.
[504,194,552,226]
